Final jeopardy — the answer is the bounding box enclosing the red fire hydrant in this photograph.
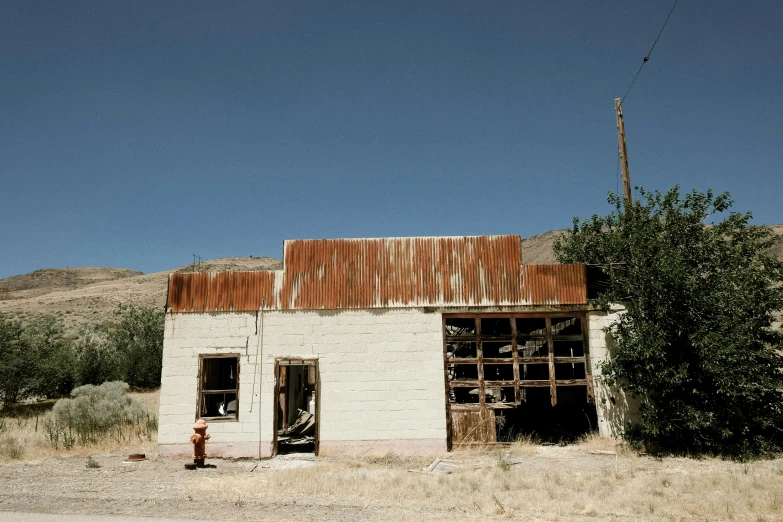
[190,418,210,467]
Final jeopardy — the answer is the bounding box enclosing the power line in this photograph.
[621,0,680,102]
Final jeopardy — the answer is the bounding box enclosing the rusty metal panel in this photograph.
[520,264,587,306]
[166,271,277,313]
[165,236,589,312]
[277,235,525,309]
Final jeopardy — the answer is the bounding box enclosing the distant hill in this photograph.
[1,267,142,296]
[0,257,281,333]
[520,225,783,265]
[1,226,780,334]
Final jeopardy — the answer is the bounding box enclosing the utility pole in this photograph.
[614,98,632,207]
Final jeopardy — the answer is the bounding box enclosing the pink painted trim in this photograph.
[318,439,446,456]
[158,442,272,459]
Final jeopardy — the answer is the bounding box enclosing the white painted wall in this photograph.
[587,310,642,438]
[158,308,448,457]
[158,307,636,457]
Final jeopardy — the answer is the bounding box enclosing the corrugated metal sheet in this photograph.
[520,264,587,306]
[167,271,276,313]
[278,236,524,309]
[165,235,589,312]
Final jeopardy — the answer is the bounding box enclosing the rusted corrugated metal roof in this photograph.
[165,235,589,312]
[520,264,587,306]
[278,236,525,309]
[167,271,276,313]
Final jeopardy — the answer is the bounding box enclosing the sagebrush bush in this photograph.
[43,381,156,449]
[0,436,25,459]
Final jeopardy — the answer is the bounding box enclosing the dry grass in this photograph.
[191,446,783,521]
[0,390,159,463]
[576,432,631,454]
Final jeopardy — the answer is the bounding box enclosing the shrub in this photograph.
[0,436,25,460]
[86,456,100,468]
[43,381,157,449]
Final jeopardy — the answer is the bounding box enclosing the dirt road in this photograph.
[2,448,781,521]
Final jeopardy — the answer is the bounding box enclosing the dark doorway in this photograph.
[273,359,319,456]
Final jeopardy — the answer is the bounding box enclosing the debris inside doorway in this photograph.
[276,361,318,455]
[277,409,315,449]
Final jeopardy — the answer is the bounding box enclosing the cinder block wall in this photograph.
[158,308,632,458]
[587,310,642,438]
[158,308,448,457]
[158,312,260,457]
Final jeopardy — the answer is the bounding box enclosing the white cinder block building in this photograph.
[158,235,638,458]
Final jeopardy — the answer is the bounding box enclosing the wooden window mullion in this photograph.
[546,318,557,406]
[581,313,595,403]
[476,317,485,409]
[511,318,520,405]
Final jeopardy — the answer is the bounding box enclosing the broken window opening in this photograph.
[484,364,514,382]
[480,317,513,338]
[447,341,477,359]
[553,340,585,358]
[444,314,597,446]
[198,355,239,421]
[448,363,478,382]
[482,341,513,359]
[518,339,548,358]
[516,318,547,337]
[521,363,549,381]
[453,387,481,404]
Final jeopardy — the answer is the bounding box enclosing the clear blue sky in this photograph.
[2,1,781,278]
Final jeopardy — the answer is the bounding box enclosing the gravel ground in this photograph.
[0,453,449,521]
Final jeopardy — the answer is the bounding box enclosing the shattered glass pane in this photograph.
[553,340,585,358]
[453,387,480,404]
[516,318,547,337]
[555,362,586,380]
[482,341,513,359]
[445,318,477,338]
[447,341,477,359]
[551,317,582,336]
[518,339,548,358]
[484,364,514,382]
[448,364,478,382]
[521,364,549,381]
[480,318,512,338]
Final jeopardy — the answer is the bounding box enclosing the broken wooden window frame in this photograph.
[442,313,594,448]
[196,353,240,422]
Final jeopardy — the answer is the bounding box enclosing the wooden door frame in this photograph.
[272,357,320,457]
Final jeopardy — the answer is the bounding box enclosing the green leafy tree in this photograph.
[106,306,164,389]
[22,314,75,398]
[554,187,783,458]
[0,317,33,406]
[73,324,121,387]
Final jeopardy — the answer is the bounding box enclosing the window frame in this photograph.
[196,353,240,422]
[443,313,593,413]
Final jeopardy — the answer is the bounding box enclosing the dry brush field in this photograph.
[1,392,782,521]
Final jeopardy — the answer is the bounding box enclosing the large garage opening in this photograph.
[444,314,597,446]
[273,359,319,456]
